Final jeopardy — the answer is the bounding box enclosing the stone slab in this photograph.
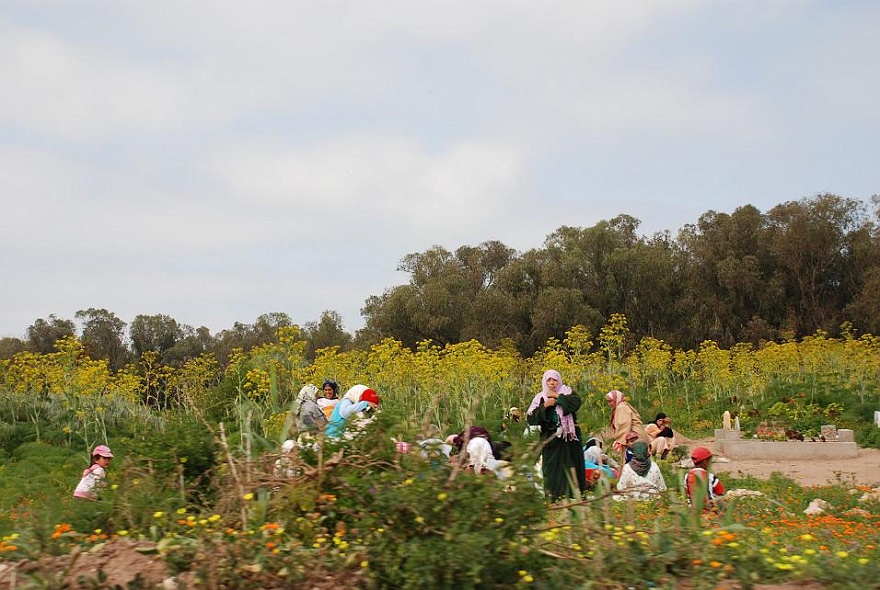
[838,429,854,443]
[716,439,859,460]
[714,428,741,441]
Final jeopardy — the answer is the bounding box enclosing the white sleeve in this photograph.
[648,464,667,492]
[338,399,368,419]
[616,465,637,491]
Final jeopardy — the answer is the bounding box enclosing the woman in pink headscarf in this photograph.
[526,369,588,500]
[605,389,647,454]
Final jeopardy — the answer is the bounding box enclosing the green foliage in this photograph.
[135,412,219,501]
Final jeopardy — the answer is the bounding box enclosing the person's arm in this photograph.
[556,391,582,415]
[307,405,328,428]
[337,399,367,419]
[711,474,725,497]
[527,403,551,427]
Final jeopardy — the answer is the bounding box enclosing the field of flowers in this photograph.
[1,317,879,588]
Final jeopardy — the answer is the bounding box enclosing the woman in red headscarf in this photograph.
[325,384,380,439]
[526,369,588,500]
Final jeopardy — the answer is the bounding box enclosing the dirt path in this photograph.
[688,436,880,488]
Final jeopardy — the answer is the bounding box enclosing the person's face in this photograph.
[96,455,112,467]
[546,377,559,390]
[323,386,336,398]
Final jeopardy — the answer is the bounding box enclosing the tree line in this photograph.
[358,193,880,354]
[2,193,878,368]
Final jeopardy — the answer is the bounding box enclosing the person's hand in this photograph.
[543,396,557,408]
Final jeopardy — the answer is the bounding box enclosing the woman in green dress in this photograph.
[527,369,588,500]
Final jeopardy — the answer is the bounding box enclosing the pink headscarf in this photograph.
[527,369,578,441]
[605,389,625,426]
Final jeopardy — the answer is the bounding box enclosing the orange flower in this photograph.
[51,523,73,539]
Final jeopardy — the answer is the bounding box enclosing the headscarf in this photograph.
[629,441,651,477]
[343,384,369,404]
[583,437,603,464]
[527,369,577,442]
[605,389,625,426]
[297,384,319,404]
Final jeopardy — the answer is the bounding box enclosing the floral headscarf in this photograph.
[297,384,319,404]
[527,369,578,442]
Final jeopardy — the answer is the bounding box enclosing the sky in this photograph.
[1,1,878,340]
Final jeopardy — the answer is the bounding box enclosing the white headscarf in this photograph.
[343,384,369,404]
[297,384,319,403]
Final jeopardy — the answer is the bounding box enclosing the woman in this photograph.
[527,369,588,500]
[317,379,340,420]
[325,384,380,439]
[583,437,617,480]
[294,384,327,434]
[646,412,675,459]
[615,441,667,500]
[605,389,647,454]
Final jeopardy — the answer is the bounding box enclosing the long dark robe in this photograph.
[527,392,588,500]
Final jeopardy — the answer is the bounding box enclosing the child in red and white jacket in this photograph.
[73,444,114,500]
[685,446,725,511]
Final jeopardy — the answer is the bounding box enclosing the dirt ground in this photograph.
[690,436,880,488]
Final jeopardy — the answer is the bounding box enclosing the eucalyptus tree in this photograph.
[844,194,880,334]
[156,325,214,367]
[766,194,870,336]
[468,249,544,353]
[210,312,293,365]
[302,310,352,359]
[677,205,783,346]
[541,215,640,317]
[75,308,131,371]
[130,313,184,358]
[361,242,519,349]
[26,314,76,353]
[0,337,27,360]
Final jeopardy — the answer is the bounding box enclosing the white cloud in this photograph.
[0,23,188,139]
[205,134,525,240]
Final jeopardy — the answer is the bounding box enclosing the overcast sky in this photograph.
[1,1,878,339]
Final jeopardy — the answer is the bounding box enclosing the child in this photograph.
[685,446,725,511]
[73,444,114,500]
[623,431,640,463]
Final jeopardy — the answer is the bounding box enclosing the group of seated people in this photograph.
[291,381,381,440]
[284,388,723,510]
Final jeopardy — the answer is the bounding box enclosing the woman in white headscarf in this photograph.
[526,369,588,500]
[294,384,327,434]
[325,384,380,439]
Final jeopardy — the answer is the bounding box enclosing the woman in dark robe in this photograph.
[526,369,588,501]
